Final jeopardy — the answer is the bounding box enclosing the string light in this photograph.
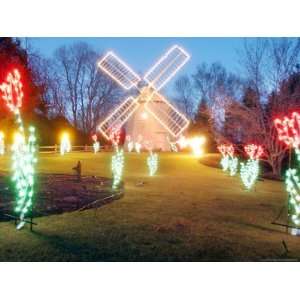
[0,69,23,113]
[60,132,71,155]
[240,144,264,190]
[98,52,141,90]
[143,45,190,91]
[176,135,206,157]
[0,131,4,155]
[274,113,300,227]
[12,127,37,229]
[285,169,300,226]
[0,70,37,228]
[167,136,178,152]
[240,159,259,190]
[97,46,190,142]
[92,134,100,153]
[188,136,206,158]
[244,144,264,160]
[228,157,238,176]
[147,152,159,176]
[218,144,238,175]
[111,148,124,189]
[135,142,141,153]
[128,141,134,152]
[274,112,300,148]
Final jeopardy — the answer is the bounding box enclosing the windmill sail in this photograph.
[98,97,140,139]
[145,92,189,137]
[143,45,190,91]
[98,52,141,90]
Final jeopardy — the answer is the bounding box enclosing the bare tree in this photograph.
[50,42,121,133]
[173,75,195,118]
[209,38,300,178]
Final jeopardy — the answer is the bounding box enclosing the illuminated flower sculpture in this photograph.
[240,144,263,190]
[0,69,37,229]
[0,131,4,155]
[92,134,100,153]
[217,144,238,176]
[274,112,300,226]
[110,126,124,189]
[145,141,159,176]
[147,152,159,176]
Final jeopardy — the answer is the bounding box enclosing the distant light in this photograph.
[189,136,206,158]
[60,132,71,155]
[141,112,148,120]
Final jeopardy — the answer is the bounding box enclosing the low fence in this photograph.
[0,145,113,154]
[38,145,112,153]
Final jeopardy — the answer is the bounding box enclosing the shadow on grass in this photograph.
[30,230,101,261]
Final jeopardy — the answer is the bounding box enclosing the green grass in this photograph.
[0,152,298,261]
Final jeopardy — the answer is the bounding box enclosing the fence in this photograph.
[39,145,113,153]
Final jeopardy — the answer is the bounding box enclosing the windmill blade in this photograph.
[98,52,141,90]
[145,92,189,137]
[98,96,140,140]
[144,45,190,91]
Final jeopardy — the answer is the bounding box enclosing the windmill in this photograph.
[97,45,190,151]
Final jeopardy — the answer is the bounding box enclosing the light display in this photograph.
[98,51,141,90]
[244,144,264,160]
[143,45,190,91]
[175,135,206,157]
[285,169,300,226]
[167,136,178,152]
[111,148,124,189]
[60,132,71,155]
[188,136,206,158]
[0,69,37,228]
[12,127,37,229]
[135,142,141,153]
[177,135,189,149]
[97,45,190,142]
[128,141,134,152]
[274,113,300,228]
[274,112,300,148]
[240,144,264,190]
[109,126,121,148]
[220,155,230,171]
[217,144,238,175]
[92,134,100,153]
[240,159,259,190]
[0,131,4,155]
[147,152,159,176]
[228,157,238,176]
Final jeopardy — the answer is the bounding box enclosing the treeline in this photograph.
[1,37,300,177]
[174,38,300,178]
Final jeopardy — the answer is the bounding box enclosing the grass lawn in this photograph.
[0,151,297,261]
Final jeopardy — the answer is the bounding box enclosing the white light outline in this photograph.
[98,96,140,140]
[143,45,190,91]
[97,45,191,140]
[98,51,141,90]
[145,91,190,138]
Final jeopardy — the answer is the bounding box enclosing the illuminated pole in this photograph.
[0,69,38,229]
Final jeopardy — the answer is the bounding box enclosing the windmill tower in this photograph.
[97,45,190,151]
